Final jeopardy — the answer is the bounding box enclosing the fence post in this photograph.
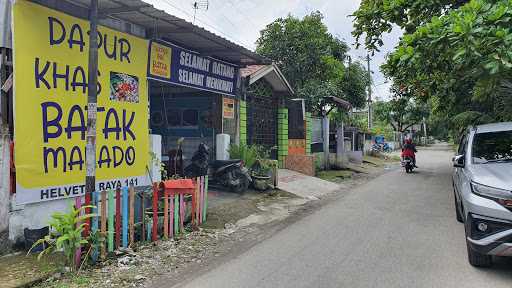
[203,176,208,222]
[115,188,121,249]
[108,190,114,252]
[122,187,128,248]
[129,186,135,245]
[152,183,158,242]
[74,196,82,269]
[91,191,99,263]
[100,191,107,259]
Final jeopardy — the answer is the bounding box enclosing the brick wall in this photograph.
[285,154,314,176]
[288,139,306,155]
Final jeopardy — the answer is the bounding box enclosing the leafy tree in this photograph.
[353,0,512,139]
[257,12,368,113]
[352,0,469,53]
[373,86,428,133]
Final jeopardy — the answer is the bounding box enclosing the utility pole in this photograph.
[366,54,372,130]
[85,0,99,231]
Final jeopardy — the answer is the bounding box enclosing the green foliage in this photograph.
[149,151,167,181]
[381,0,512,135]
[28,203,95,271]
[353,0,512,140]
[228,143,268,169]
[252,159,278,176]
[257,11,368,112]
[373,85,429,133]
[352,0,469,52]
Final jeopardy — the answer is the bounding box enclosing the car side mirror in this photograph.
[453,155,465,168]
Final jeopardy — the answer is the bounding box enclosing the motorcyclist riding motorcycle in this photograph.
[401,138,418,168]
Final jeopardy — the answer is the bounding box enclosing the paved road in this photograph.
[175,145,512,288]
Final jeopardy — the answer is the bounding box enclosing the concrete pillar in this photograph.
[305,112,312,155]
[336,121,345,168]
[239,100,247,145]
[277,108,288,168]
[0,122,10,233]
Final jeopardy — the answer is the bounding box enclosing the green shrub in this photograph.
[228,144,261,168]
[28,203,95,271]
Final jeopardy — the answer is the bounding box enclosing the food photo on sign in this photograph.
[110,72,139,103]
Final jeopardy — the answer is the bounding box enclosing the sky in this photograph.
[145,0,403,100]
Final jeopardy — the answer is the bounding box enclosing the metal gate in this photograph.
[247,79,277,151]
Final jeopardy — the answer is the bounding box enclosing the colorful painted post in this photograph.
[108,189,115,253]
[195,178,200,225]
[169,192,174,238]
[151,183,158,242]
[115,188,121,249]
[122,187,128,248]
[100,191,107,259]
[178,194,183,232]
[91,191,99,263]
[174,194,179,234]
[129,186,135,245]
[203,175,208,222]
[141,190,145,242]
[163,191,169,239]
[146,220,152,241]
[199,176,204,225]
[74,196,82,269]
[84,191,91,236]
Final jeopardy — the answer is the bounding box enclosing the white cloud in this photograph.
[145,0,402,99]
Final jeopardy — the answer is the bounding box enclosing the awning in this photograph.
[240,64,294,94]
[31,0,269,66]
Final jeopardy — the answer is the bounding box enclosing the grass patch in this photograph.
[317,170,353,182]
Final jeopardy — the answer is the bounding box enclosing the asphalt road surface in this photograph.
[174,144,512,288]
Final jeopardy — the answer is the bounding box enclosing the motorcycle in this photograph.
[184,143,251,194]
[402,156,414,173]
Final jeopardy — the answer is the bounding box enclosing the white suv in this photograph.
[453,122,512,267]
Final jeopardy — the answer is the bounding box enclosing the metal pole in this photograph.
[85,0,99,232]
[366,55,372,130]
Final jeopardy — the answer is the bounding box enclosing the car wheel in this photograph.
[466,240,492,267]
[454,191,463,223]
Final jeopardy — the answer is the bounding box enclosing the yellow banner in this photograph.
[13,1,149,203]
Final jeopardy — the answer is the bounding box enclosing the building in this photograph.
[0,0,266,243]
[240,64,314,175]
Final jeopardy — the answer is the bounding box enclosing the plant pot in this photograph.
[252,175,271,191]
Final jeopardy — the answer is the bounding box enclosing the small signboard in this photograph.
[149,42,171,79]
[148,40,238,96]
[223,97,235,119]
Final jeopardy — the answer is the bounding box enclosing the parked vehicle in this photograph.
[402,156,414,173]
[185,143,251,194]
[452,122,512,267]
[372,135,392,153]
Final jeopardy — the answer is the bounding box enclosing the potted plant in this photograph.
[251,159,272,191]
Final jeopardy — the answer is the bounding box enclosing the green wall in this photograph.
[278,108,289,168]
[306,112,312,155]
[239,100,247,145]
